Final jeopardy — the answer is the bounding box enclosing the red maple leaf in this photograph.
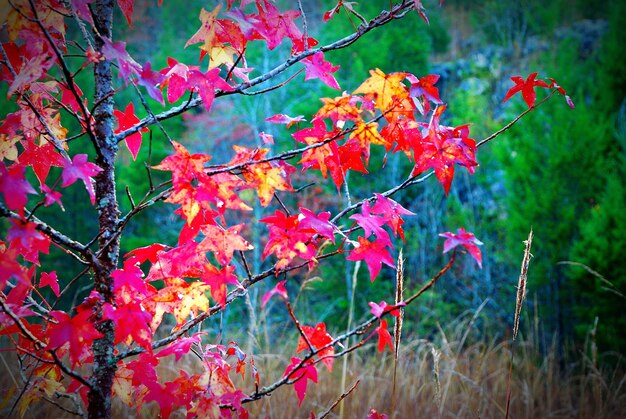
[302,52,340,90]
[142,379,181,419]
[116,0,135,25]
[324,1,358,22]
[108,301,153,352]
[367,408,389,419]
[291,34,319,54]
[126,352,159,387]
[346,236,394,282]
[502,72,550,108]
[46,309,103,366]
[61,154,103,205]
[114,102,149,160]
[124,243,169,265]
[201,263,239,307]
[412,107,477,195]
[0,247,29,287]
[17,141,65,184]
[260,210,318,271]
[153,140,211,186]
[376,319,393,352]
[283,357,318,407]
[198,223,253,266]
[439,227,483,268]
[548,77,575,108]
[296,322,335,372]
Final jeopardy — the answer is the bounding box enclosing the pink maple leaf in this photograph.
[7,219,50,265]
[302,51,340,90]
[265,113,306,128]
[349,201,391,246]
[100,37,141,81]
[298,207,336,242]
[346,236,394,282]
[261,280,288,308]
[368,300,405,318]
[39,271,60,297]
[370,193,414,241]
[156,332,206,362]
[439,227,483,268]
[0,163,37,214]
[61,154,102,205]
[41,184,64,210]
[283,357,318,406]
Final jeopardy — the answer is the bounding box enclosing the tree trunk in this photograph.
[88,1,119,418]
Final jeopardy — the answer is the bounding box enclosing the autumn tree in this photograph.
[0,0,573,417]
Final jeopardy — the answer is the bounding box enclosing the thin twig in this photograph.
[286,301,314,353]
[317,379,360,419]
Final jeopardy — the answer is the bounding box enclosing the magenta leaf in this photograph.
[61,154,103,205]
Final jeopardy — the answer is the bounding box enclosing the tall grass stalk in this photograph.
[391,250,405,417]
[339,261,360,419]
[506,228,533,419]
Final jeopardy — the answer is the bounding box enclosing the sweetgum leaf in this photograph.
[346,236,394,282]
[61,154,103,205]
[439,227,483,268]
[114,102,148,160]
[47,310,103,366]
[302,51,340,90]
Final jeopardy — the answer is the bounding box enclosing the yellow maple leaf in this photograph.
[353,68,410,113]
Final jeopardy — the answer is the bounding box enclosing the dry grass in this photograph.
[246,329,625,418]
[2,318,625,418]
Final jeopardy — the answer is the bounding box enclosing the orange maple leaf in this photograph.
[315,94,361,127]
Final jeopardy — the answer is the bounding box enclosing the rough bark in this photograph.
[88,1,119,418]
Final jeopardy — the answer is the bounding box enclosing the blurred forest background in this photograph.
[3,0,625,416]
